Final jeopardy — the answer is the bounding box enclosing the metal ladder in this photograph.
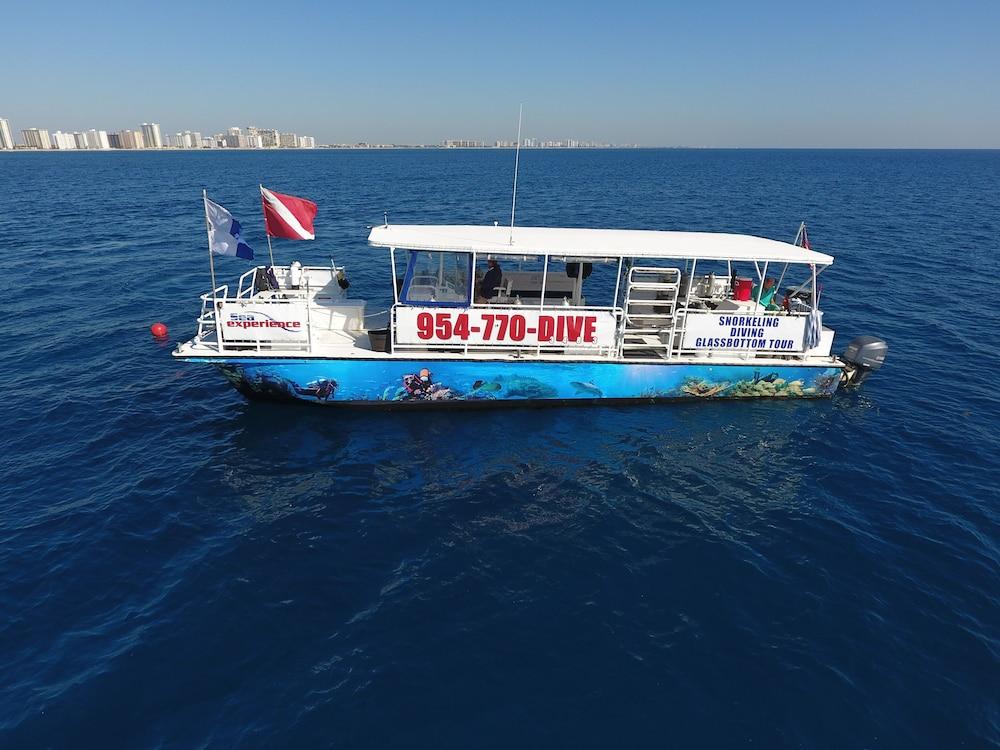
[620,267,680,357]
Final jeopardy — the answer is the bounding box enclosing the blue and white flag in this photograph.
[205,196,254,260]
[804,307,822,349]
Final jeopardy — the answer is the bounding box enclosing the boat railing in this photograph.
[194,285,229,346]
[236,267,258,298]
[190,282,315,355]
[620,266,680,358]
[234,265,349,305]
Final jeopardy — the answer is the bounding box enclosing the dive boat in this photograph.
[173,224,887,406]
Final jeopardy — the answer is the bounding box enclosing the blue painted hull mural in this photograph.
[200,358,844,405]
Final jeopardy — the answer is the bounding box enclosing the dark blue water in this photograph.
[1,149,997,748]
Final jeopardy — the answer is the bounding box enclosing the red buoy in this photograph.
[150,322,168,338]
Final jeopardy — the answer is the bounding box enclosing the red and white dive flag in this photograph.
[261,186,317,240]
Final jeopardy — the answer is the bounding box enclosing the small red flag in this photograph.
[261,186,317,240]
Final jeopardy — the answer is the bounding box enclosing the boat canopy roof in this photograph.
[368,224,834,265]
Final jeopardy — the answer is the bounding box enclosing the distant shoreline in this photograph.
[1,146,997,153]
[0,145,645,153]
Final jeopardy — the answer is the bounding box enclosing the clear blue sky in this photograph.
[2,0,998,147]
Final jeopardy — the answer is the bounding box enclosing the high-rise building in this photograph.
[108,131,122,148]
[443,139,486,148]
[0,118,14,149]
[260,129,279,148]
[141,122,163,148]
[243,127,264,148]
[22,128,52,149]
[51,131,77,150]
[73,132,88,149]
[86,129,110,149]
[298,135,316,149]
[118,129,144,149]
[279,132,298,148]
[223,129,247,148]
[171,131,201,149]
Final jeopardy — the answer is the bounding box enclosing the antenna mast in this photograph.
[509,104,523,245]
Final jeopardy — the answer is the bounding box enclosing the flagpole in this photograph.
[509,104,523,246]
[261,184,276,266]
[203,189,218,300]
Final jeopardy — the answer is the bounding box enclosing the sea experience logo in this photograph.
[226,312,302,331]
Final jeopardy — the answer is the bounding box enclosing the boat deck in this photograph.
[175,326,842,368]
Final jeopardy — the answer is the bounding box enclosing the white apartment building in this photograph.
[22,128,52,149]
[141,122,163,148]
[279,132,298,148]
[51,131,77,149]
[0,118,14,149]
[171,131,201,148]
[298,135,316,148]
[260,129,279,147]
[118,129,146,149]
[223,130,247,148]
[86,129,110,149]
[73,132,88,149]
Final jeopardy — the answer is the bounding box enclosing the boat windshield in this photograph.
[400,250,473,307]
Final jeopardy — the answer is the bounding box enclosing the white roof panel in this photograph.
[367,224,834,265]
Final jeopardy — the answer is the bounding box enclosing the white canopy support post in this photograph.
[811,263,818,309]
[470,251,477,304]
[539,254,549,310]
[755,261,769,306]
[390,247,399,303]
[612,256,623,310]
[775,263,789,297]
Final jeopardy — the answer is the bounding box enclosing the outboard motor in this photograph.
[840,336,888,386]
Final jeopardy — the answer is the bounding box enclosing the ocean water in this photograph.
[0,148,997,748]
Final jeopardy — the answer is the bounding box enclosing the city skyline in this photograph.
[0,119,319,150]
[3,1,999,148]
[0,115,638,150]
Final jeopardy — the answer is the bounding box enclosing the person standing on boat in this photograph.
[752,277,780,310]
[478,259,502,302]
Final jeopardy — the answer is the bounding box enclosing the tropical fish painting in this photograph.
[212,360,843,405]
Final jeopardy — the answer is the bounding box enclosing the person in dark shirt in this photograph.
[478,259,503,302]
